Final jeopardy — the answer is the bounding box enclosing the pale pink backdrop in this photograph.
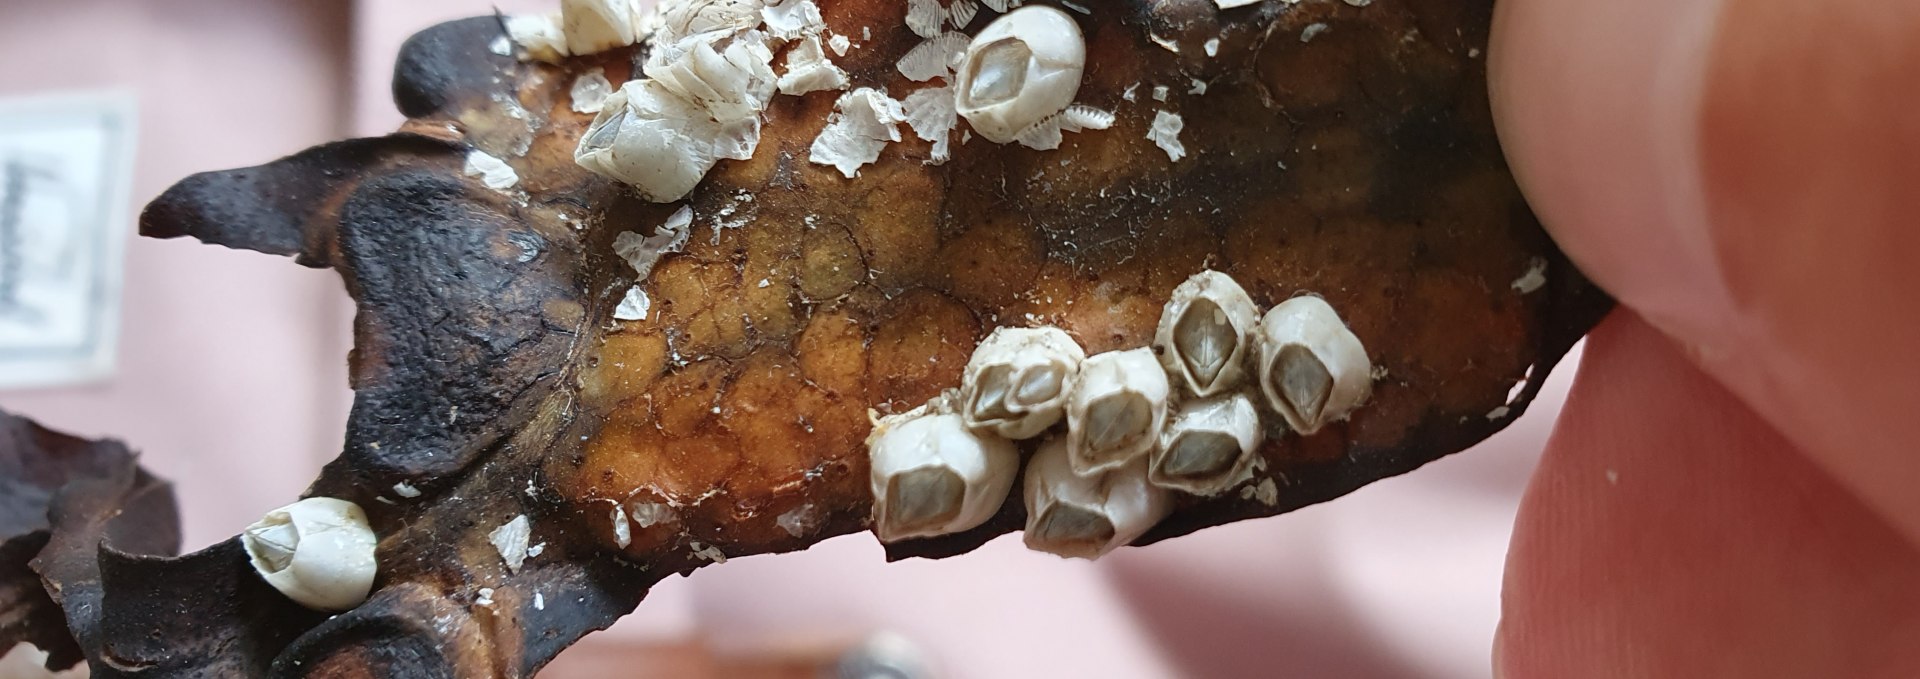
[0,2,1579,676]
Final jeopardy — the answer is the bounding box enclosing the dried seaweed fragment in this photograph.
[35,0,1620,675]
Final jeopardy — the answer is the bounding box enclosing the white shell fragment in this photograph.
[392,481,422,498]
[611,504,632,548]
[760,0,825,41]
[242,497,378,612]
[868,408,1019,542]
[1214,0,1263,8]
[1147,110,1187,161]
[1023,437,1170,560]
[953,6,1086,144]
[960,326,1086,439]
[612,204,694,278]
[902,86,959,163]
[659,0,765,40]
[828,32,852,55]
[570,67,615,113]
[897,31,970,82]
[489,514,533,573]
[506,12,570,63]
[1256,296,1373,435]
[906,0,946,38]
[1155,270,1260,396]
[809,87,907,178]
[1151,393,1264,496]
[561,0,638,55]
[464,150,519,191]
[1066,348,1171,476]
[777,34,850,95]
[1012,104,1112,151]
[614,287,652,320]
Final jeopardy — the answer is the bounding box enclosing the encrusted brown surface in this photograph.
[35,0,1611,676]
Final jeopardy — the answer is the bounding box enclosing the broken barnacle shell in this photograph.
[1150,393,1264,496]
[560,0,638,55]
[952,5,1084,144]
[867,406,1019,542]
[1066,348,1171,476]
[1154,270,1260,397]
[960,326,1086,439]
[1023,437,1170,561]
[505,11,571,62]
[241,497,378,612]
[1256,296,1373,435]
[659,0,766,41]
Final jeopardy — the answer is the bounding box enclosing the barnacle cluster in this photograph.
[869,270,1371,559]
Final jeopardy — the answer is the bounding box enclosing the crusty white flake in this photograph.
[571,67,615,113]
[906,0,946,38]
[489,514,532,573]
[760,0,825,40]
[1301,23,1330,43]
[506,12,570,62]
[392,481,422,498]
[897,31,970,82]
[615,287,651,320]
[1214,0,1263,7]
[1147,110,1186,162]
[1511,257,1548,294]
[464,150,520,191]
[561,0,638,55]
[903,86,958,163]
[1152,85,1169,102]
[1203,37,1220,57]
[809,88,907,178]
[828,32,852,55]
[1188,78,1208,95]
[981,0,1021,11]
[488,35,513,57]
[948,0,980,27]
[778,34,850,95]
[613,205,694,279]
[1013,104,1112,151]
[611,504,632,547]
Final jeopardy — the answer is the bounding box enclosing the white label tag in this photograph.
[0,91,137,390]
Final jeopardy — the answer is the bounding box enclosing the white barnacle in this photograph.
[867,407,1019,542]
[1023,437,1170,560]
[561,0,638,55]
[489,514,533,573]
[960,326,1086,439]
[809,87,908,178]
[575,20,776,201]
[242,497,378,612]
[506,11,570,63]
[1154,270,1260,396]
[952,6,1085,144]
[948,0,980,27]
[1066,348,1171,476]
[777,34,849,95]
[611,503,632,548]
[1150,393,1264,496]
[1255,296,1372,435]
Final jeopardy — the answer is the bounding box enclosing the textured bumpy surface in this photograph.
[25,0,1609,676]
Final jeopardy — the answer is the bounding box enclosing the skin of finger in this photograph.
[1497,312,1920,679]
[1490,0,1920,544]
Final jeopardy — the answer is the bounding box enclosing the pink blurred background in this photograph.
[0,1,1576,676]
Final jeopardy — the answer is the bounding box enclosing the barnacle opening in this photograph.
[1173,298,1235,390]
[886,466,966,533]
[968,364,1017,421]
[963,37,1031,109]
[1012,364,1065,407]
[1272,344,1333,425]
[1082,393,1153,454]
[244,515,299,573]
[1157,430,1240,481]
[1029,503,1115,556]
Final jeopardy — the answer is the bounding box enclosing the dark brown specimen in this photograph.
[16,0,1610,676]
